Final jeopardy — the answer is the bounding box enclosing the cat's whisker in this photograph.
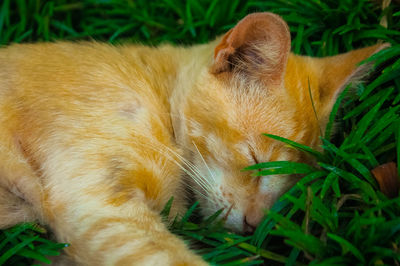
[188,186,210,201]
[123,140,204,189]
[137,140,214,193]
[180,167,211,193]
[196,184,222,205]
[159,144,214,192]
[159,112,217,189]
[164,151,210,188]
[191,140,216,184]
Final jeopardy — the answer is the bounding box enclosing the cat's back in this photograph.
[0,41,176,100]
[0,42,180,139]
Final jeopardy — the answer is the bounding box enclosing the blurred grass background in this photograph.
[0,0,400,265]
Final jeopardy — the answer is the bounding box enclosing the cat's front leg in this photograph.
[48,196,206,266]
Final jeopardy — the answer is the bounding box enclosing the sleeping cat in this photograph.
[0,12,387,265]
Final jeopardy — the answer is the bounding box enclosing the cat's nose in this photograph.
[243,216,257,234]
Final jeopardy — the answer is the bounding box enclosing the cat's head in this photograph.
[179,12,387,232]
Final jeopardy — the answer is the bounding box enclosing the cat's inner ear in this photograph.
[211,12,291,86]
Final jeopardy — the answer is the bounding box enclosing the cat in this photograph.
[0,12,387,265]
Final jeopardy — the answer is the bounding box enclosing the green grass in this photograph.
[1,0,400,265]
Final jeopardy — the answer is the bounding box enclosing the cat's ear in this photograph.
[211,12,291,86]
[316,43,390,116]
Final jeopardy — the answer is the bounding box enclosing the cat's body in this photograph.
[0,13,386,265]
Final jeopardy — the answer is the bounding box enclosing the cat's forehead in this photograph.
[187,77,297,145]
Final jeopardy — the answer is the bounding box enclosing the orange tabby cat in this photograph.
[0,12,386,265]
